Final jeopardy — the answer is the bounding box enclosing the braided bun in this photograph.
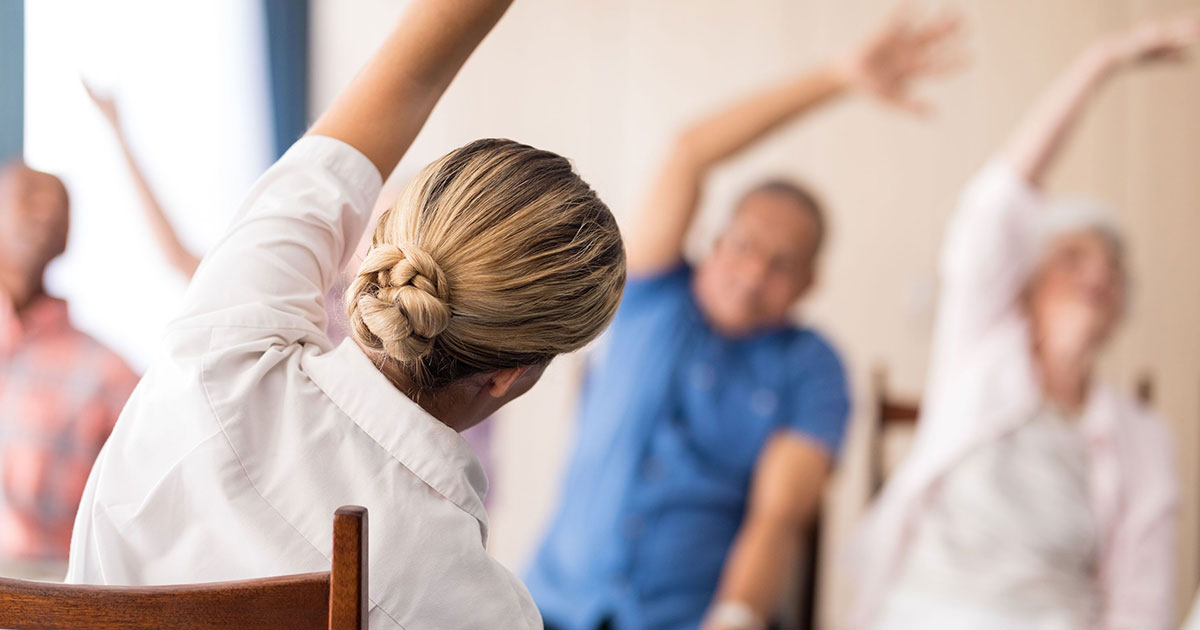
[348,243,451,362]
[345,138,625,392]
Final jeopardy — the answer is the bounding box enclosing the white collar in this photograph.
[304,338,490,536]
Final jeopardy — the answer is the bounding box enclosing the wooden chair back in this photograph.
[0,505,368,630]
[868,367,921,498]
[790,368,920,629]
[792,521,821,630]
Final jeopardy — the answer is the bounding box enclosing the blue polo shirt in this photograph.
[525,264,850,630]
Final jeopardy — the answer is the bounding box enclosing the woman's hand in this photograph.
[1003,10,1200,186]
[1094,12,1200,69]
[837,4,966,114]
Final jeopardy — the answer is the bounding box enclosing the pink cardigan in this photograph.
[850,162,1180,629]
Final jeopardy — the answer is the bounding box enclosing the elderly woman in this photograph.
[852,14,1200,630]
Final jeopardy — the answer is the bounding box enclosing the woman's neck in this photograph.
[358,342,477,432]
[1034,342,1095,415]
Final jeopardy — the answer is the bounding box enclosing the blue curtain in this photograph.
[0,0,23,163]
[263,0,309,159]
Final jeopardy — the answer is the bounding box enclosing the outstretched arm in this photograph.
[931,12,1200,393]
[175,0,512,339]
[703,434,830,630]
[1003,13,1200,188]
[627,7,963,274]
[84,83,202,278]
[308,0,513,178]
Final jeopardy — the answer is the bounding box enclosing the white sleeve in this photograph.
[929,160,1042,377]
[173,136,383,346]
[1101,412,1180,630]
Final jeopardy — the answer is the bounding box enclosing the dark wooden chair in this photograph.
[1135,372,1154,407]
[784,369,921,630]
[792,520,821,630]
[868,367,921,498]
[0,505,368,630]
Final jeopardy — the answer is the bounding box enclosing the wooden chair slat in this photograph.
[0,574,330,630]
[0,505,367,630]
[869,367,921,497]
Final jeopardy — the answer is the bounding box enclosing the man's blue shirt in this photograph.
[525,264,850,630]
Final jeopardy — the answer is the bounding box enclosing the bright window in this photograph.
[24,0,273,370]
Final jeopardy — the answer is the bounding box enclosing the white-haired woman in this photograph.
[852,14,1200,630]
[65,2,626,629]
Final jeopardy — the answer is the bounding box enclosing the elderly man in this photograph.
[0,161,137,567]
[526,8,962,630]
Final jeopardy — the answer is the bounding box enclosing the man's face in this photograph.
[1027,229,1125,354]
[694,191,819,337]
[0,164,70,282]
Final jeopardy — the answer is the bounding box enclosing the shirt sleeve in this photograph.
[174,136,384,346]
[1101,412,1180,630]
[930,160,1041,381]
[782,334,851,458]
[602,263,696,344]
[618,264,693,316]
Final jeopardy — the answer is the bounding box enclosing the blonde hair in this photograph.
[347,139,626,391]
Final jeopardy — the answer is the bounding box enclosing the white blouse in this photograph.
[66,136,542,630]
[874,407,1101,629]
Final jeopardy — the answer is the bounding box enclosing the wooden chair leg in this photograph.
[328,506,368,630]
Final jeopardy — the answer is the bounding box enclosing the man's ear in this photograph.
[793,263,817,301]
[487,366,532,398]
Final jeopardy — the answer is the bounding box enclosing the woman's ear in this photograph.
[487,366,532,398]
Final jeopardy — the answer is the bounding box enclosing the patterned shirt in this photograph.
[0,290,138,560]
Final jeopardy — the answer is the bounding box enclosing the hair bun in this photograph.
[351,243,451,362]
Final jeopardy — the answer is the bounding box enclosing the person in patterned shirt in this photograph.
[0,160,138,565]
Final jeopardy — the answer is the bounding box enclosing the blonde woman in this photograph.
[853,14,1200,630]
[66,2,625,629]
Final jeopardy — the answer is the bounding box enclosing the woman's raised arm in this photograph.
[1003,13,1200,188]
[174,0,513,341]
[308,0,514,178]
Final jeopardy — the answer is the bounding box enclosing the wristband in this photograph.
[705,600,766,630]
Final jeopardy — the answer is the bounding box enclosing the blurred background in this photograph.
[5,0,1199,626]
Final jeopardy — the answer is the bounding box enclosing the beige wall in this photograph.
[313,0,1200,625]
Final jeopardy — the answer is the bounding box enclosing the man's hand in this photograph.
[837,4,966,115]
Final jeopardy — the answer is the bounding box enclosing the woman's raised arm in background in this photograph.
[1003,13,1200,188]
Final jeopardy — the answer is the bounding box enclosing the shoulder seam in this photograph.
[197,329,405,629]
